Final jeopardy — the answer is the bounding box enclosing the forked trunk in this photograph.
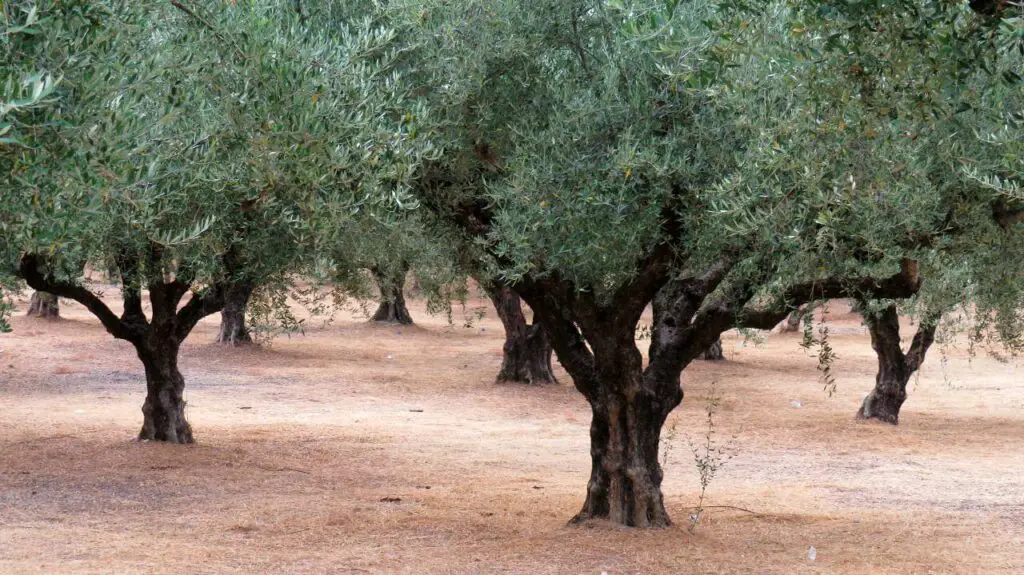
[573,344,679,527]
[371,267,413,325]
[698,338,724,361]
[488,286,557,384]
[216,283,254,345]
[26,291,59,318]
[856,304,936,425]
[137,341,193,444]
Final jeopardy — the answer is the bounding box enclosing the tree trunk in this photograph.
[371,267,413,325]
[137,340,193,444]
[215,283,254,345]
[26,291,59,318]
[572,343,679,527]
[487,286,557,384]
[778,306,805,332]
[855,304,936,425]
[408,273,423,298]
[698,338,724,360]
[856,361,910,425]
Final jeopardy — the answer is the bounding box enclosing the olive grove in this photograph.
[2,0,1022,531]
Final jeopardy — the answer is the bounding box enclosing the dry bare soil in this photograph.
[2,289,1023,574]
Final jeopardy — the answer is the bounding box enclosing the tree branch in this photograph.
[732,260,923,331]
[114,247,147,326]
[174,283,226,341]
[515,275,598,400]
[905,313,940,372]
[19,254,139,342]
[643,259,737,384]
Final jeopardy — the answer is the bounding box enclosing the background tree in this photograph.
[792,0,1024,423]
[26,291,59,318]
[5,0,423,442]
[397,0,1024,527]
[486,283,558,384]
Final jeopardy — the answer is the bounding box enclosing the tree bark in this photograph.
[215,282,254,345]
[371,266,413,325]
[856,304,937,425]
[487,285,557,384]
[136,339,193,443]
[571,340,679,527]
[26,291,59,318]
[698,338,724,360]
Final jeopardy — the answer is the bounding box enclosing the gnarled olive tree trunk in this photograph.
[571,337,679,527]
[26,291,59,318]
[487,285,557,384]
[371,266,413,325]
[137,338,192,443]
[512,277,700,528]
[215,282,254,345]
[857,303,937,425]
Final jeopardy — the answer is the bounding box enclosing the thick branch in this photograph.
[905,315,940,372]
[19,254,138,342]
[644,259,737,383]
[515,276,597,400]
[733,262,922,331]
[175,283,227,341]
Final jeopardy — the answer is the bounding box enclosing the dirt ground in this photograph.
[1,288,1022,574]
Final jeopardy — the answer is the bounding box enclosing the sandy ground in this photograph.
[1,288,1023,574]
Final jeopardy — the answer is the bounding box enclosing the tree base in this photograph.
[574,387,677,528]
[371,302,414,325]
[569,502,672,528]
[215,324,253,346]
[138,348,194,444]
[855,389,903,425]
[26,292,60,319]
[496,324,558,385]
[138,408,195,444]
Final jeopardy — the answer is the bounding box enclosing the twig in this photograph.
[684,504,761,515]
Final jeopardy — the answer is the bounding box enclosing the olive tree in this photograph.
[4,0,422,442]
[395,0,1022,526]
[793,0,1024,424]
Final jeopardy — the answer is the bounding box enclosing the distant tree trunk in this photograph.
[371,266,413,324]
[26,291,59,318]
[698,337,724,360]
[487,285,557,384]
[777,305,807,332]
[137,338,193,443]
[408,273,423,298]
[215,282,254,345]
[856,303,937,425]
